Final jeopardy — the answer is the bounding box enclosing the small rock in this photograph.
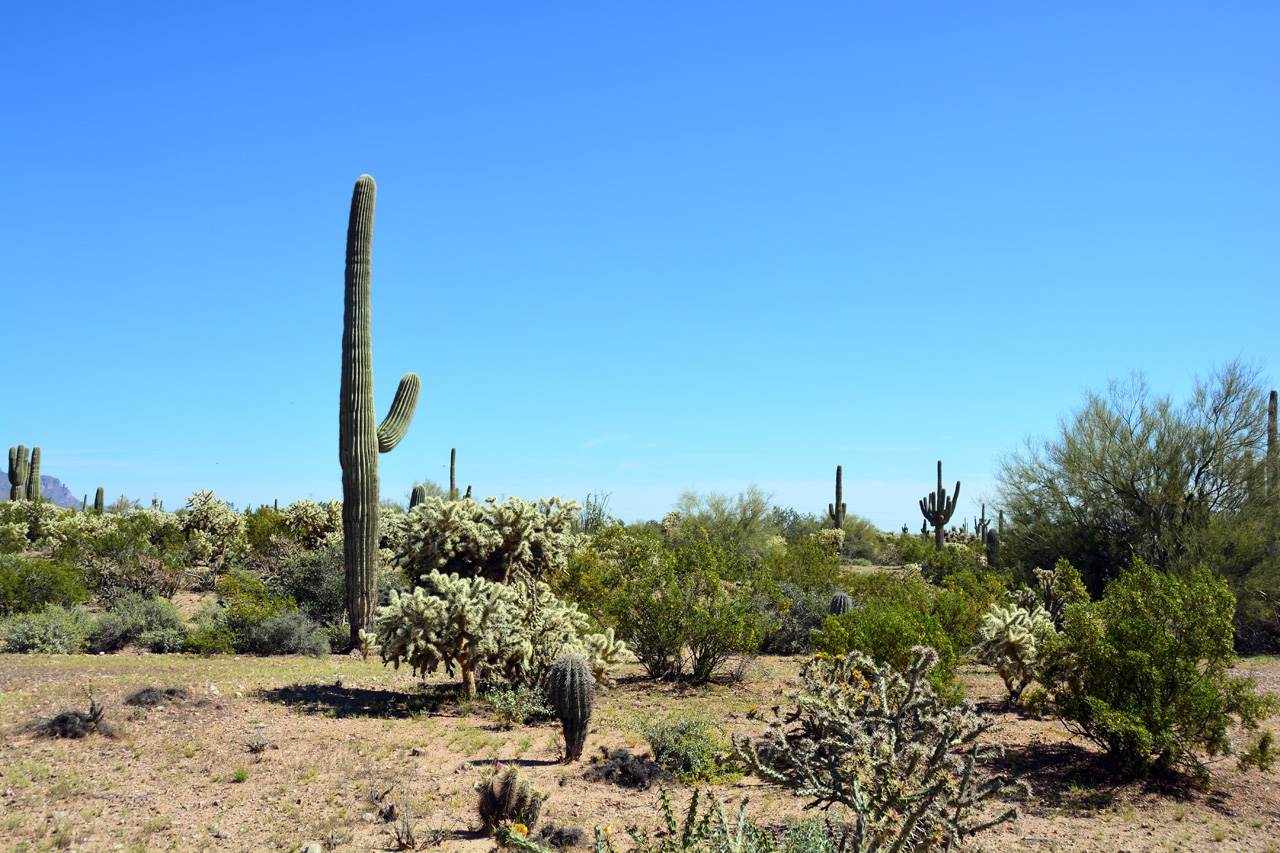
[410,748,424,756]
[214,830,229,839]
[304,845,323,853]
[361,812,377,823]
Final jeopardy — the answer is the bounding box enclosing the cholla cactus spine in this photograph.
[918,460,961,550]
[475,764,548,833]
[547,652,594,761]
[828,465,846,528]
[829,590,853,616]
[339,174,421,647]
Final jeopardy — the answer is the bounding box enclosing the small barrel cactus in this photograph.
[546,652,593,761]
[829,590,853,616]
[475,763,548,833]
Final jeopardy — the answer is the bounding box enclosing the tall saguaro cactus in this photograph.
[25,447,41,500]
[340,174,421,647]
[919,460,960,549]
[7,445,30,501]
[827,465,846,529]
[94,487,105,513]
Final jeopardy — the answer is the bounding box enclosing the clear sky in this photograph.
[2,2,1277,527]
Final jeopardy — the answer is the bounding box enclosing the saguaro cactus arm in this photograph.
[26,447,41,500]
[8,445,29,501]
[375,374,420,452]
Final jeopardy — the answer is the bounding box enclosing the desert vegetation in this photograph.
[2,176,1278,852]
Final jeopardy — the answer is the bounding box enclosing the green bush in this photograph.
[0,554,88,615]
[94,593,186,652]
[606,536,763,681]
[640,713,734,783]
[243,505,290,553]
[485,685,552,729]
[213,570,298,653]
[1035,558,1277,778]
[138,627,186,653]
[758,534,841,593]
[245,610,329,656]
[1,604,99,654]
[812,601,959,701]
[757,582,834,655]
[183,620,235,656]
[933,568,1008,649]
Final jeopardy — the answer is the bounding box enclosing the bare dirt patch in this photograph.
[1,653,1277,852]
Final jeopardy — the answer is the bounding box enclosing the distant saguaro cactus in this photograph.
[25,447,40,500]
[94,487,105,513]
[339,174,422,647]
[7,445,30,501]
[827,465,846,529]
[449,447,458,500]
[919,460,960,550]
[547,652,594,761]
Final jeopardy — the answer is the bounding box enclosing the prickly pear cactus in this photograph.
[547,652,594,761]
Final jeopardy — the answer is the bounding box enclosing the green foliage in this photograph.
[1035,558,1277,778]
[668,485,777,557]
[94,594,185,652]
[605,535,764,681]
[245,610,330,656]
[640,713,734,784]
[138,627,186,653]
[758,534,842,593]
[732,648,1027,853]
[757,582,835,655]
[996,361,1276,598]
[243,505,290,553]
[485,685,551,729]
[476,763,548,834]
[214,570,297,654]
[2,604,99,654]
[182,620,235,656]
[813,603,958,702]
[0,554,87,615]
[932,568,1008,650]
[182,490,247,569]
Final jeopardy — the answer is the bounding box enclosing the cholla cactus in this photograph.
[281,499,343,549]
[814,527,845,555]
[1010,558,1088,630]
[971,603,1053,702]
[182,490,246,568]
[397,495,581,584]
[357,628,381,661]
[659,510,682,540]
[732,647,1028,853]
[476,763,548,833]
[376,570,625,698]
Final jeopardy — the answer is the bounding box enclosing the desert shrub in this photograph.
[812,590,959,701]
[1035,558,1277,778]
[183,620,235,655]
[243,505,290,553]
[279,499,342,549]
[213,570,297,653]
[245,610,329,656]
[971,602,1054,703]
[0,554,88,615]
[640,713,733,783]
[932,568,1008,650]
[733,648,1026,853]
[605,536,763,681]
[757,582,835,655]
[51,510,187,604]
[125,686,188,706]
[759,534,842,592]
[486,685,552,729]
[94,593,186,652]
[253,540,347,625]
[583,747,674,789]
[137,627,186,653]
[2,604,99,654]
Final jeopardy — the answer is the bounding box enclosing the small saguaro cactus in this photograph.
[985,527,1001,567]
[475,763,548,834]
[919,460,960,550]
[408,483,427,511]
[449,447,458,500]
[25,447,40,501]
[547,652,594,762]
[339,174,422,648]
[829,590,853,616]
[94,487,105,513]
[828,465,846,529]
[7,445,30,501]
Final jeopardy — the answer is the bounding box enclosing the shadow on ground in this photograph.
[255,681,469,720]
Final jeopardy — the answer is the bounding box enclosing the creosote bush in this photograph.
[1033,558,1277,779]
[1,603,99,654]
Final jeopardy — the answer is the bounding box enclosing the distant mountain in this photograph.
[0,475,82,508]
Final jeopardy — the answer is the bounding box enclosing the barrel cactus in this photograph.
[475,763,548,833]
[339,174,421,646]
[547,652,594,761]
[829,590,853,616]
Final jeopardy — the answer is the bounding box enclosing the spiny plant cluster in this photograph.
[732,647,1028,853]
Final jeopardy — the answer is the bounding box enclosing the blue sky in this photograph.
[2,2,1277,527]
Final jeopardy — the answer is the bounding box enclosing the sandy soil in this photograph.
[1,652,1277,853]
